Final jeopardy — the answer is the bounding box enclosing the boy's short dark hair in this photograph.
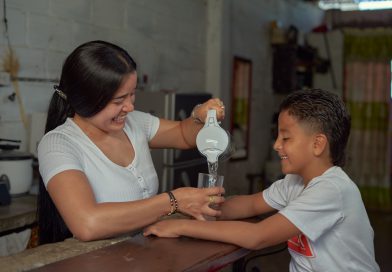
[279,89,351,167]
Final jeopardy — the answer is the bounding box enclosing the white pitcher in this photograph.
[196,109,229,163]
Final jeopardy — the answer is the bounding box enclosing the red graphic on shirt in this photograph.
[287,234,314,257]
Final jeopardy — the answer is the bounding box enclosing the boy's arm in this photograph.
[219,192,276,220]
[144,212,301,250]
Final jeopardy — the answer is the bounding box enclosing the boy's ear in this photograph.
[313,134,328,156]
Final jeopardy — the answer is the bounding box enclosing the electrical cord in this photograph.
[3,0,11,50]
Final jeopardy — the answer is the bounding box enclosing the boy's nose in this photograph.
[273,138,280,151]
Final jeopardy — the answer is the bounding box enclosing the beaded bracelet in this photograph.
[166,191,178,216]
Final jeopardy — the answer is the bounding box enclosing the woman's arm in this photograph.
[149,98,225,149]
[144,212,300,250]
[47,170,225,241]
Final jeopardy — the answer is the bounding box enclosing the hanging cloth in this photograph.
[343,28,392,211]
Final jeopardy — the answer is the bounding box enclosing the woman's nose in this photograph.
[122,99,134,112]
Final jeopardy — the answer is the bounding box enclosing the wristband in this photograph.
[166,191,178,216]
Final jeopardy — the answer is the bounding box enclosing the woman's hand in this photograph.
[172,187,225,221]
[192,98,225,124]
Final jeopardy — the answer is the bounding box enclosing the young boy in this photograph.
[144,89,379,272]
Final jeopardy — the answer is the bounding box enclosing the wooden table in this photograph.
[31,232,251,272]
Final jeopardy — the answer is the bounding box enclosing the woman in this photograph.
[37,40,225,244]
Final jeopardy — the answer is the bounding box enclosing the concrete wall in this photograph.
[0,0,324,193]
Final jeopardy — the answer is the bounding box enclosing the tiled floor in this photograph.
[223,210,391,271]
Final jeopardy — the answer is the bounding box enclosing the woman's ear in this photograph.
[313,134,328,156]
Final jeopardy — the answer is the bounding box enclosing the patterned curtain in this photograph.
[343,28,392,211]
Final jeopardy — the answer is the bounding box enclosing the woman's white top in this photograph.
[38,110,160,202]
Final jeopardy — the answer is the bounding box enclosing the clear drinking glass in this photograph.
[197,173,224,220]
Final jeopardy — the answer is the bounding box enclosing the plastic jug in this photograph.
[196,109,229,163]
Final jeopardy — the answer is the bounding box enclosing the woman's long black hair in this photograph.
[37,41,137,244]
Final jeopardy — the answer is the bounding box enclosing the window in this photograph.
[318,0,392,11]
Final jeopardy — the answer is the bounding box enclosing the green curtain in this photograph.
[344,28,392,61]
[343,28,392,211]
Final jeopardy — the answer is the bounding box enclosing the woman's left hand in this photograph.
[192,98,225,124]
[172,187,225,221]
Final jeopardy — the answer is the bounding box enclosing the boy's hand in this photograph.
[143,220,183,238]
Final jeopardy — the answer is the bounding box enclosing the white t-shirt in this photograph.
[263,166,379,272]
[38,110,160,203]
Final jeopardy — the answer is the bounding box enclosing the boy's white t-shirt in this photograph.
[263,166,379,272]
[38,110,160,203]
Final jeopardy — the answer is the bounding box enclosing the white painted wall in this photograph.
[0,0,206,152]
[0,0,324,193]
[222,0,324,194]
[307,30,344,97]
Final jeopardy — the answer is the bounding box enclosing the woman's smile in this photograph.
[112,114,127,124]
